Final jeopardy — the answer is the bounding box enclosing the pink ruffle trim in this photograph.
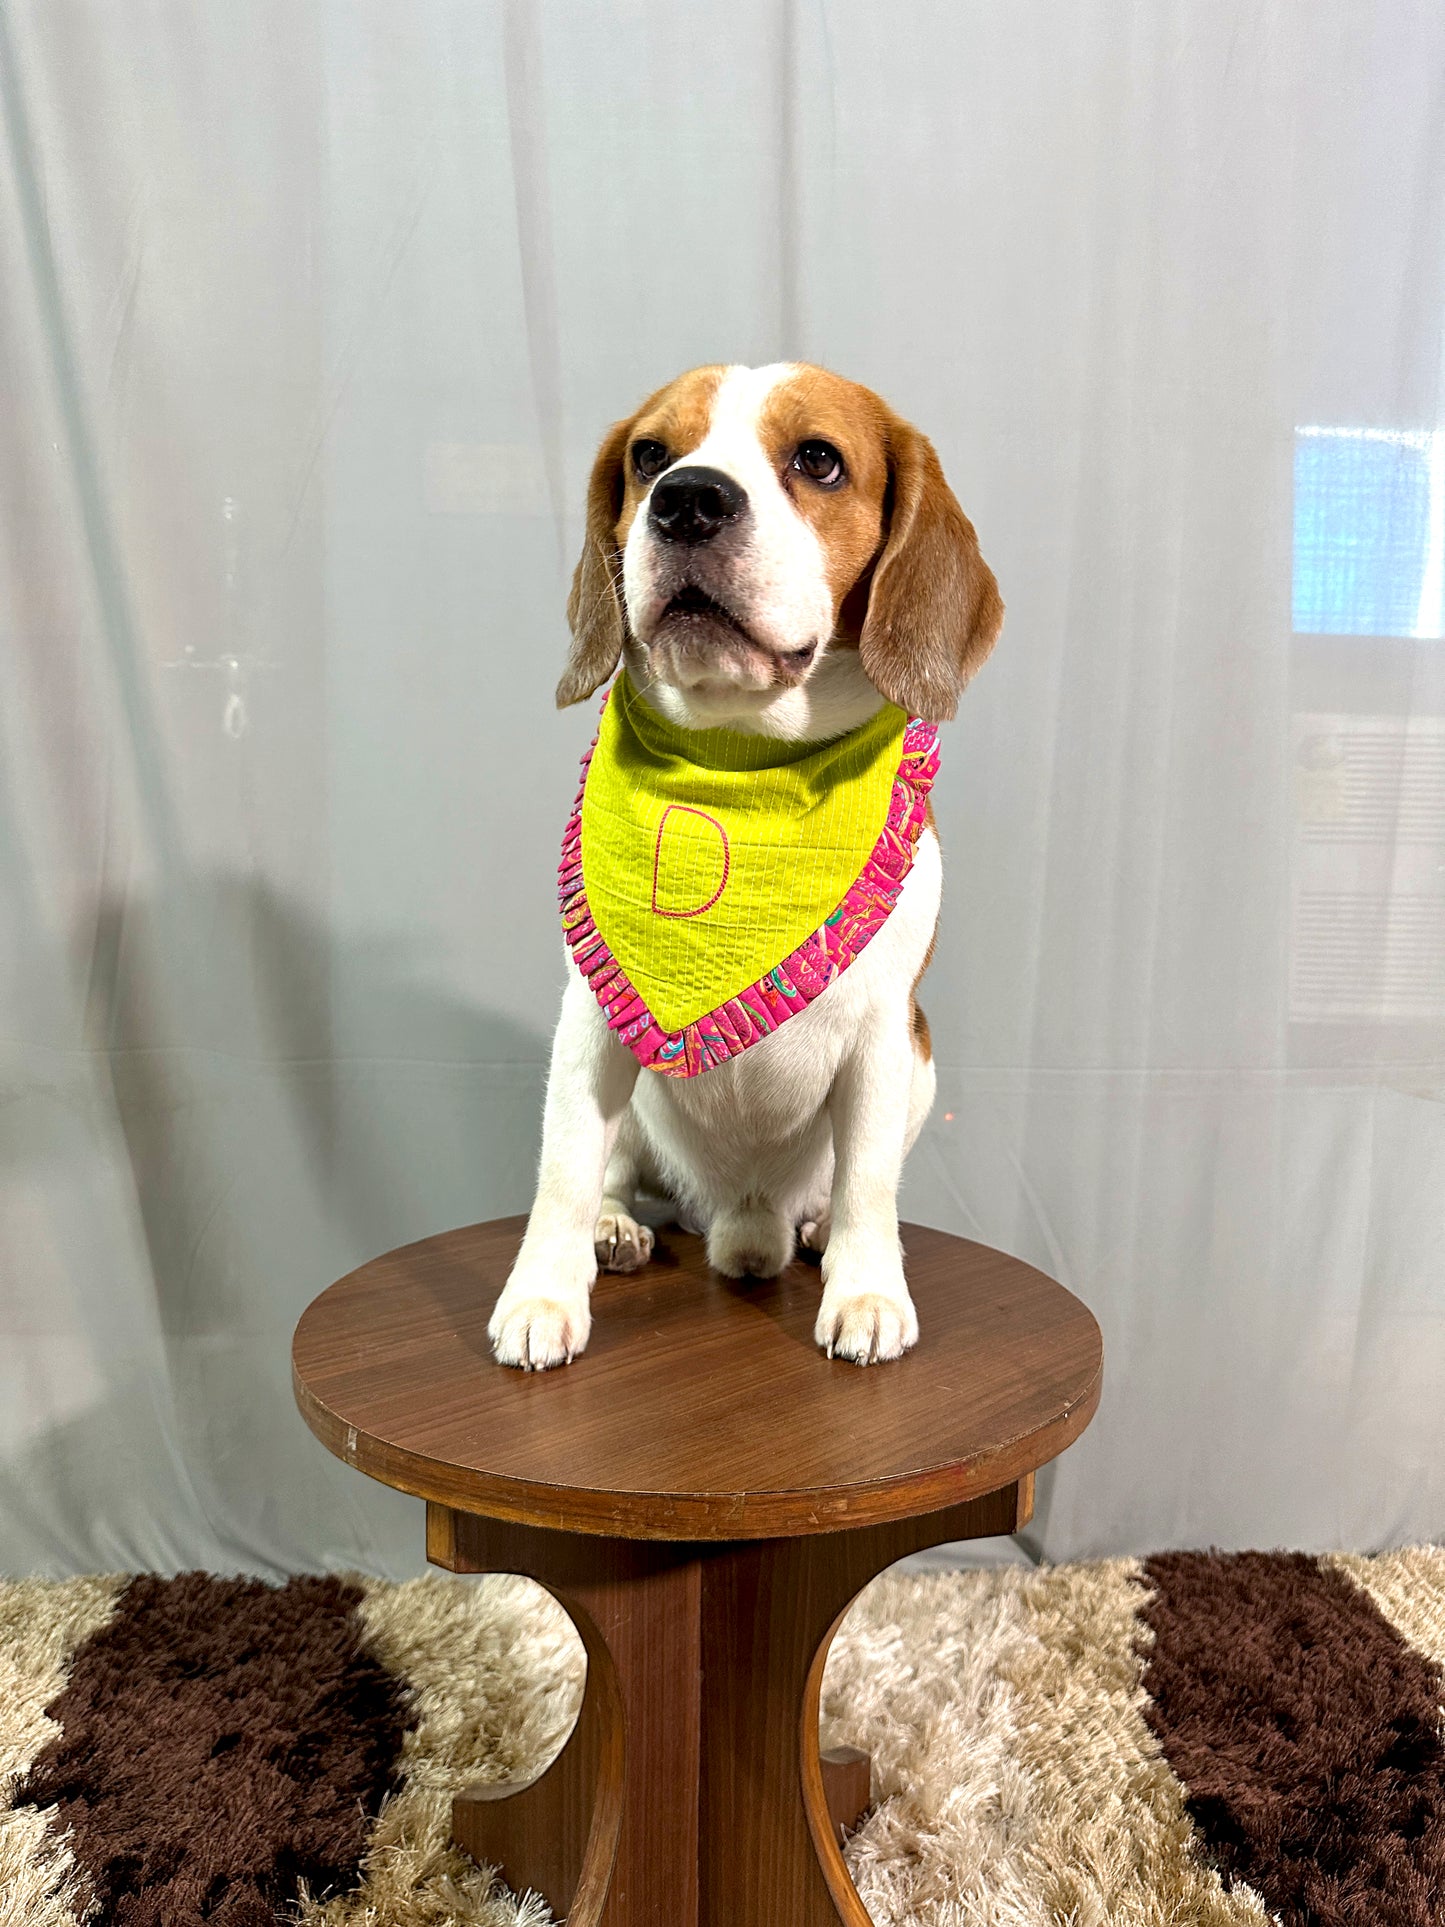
[559,706,940,1078]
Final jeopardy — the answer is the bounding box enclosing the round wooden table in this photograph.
[292,1216,1101,1927]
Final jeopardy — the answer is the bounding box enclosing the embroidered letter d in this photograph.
[651,805,730,919]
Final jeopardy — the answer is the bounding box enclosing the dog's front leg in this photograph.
[815,1003,920,1365]
[489,974,638,1369]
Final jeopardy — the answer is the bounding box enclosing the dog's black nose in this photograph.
[649,466,748,545]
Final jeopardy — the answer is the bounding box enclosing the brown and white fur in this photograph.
[489,363,1002,1369]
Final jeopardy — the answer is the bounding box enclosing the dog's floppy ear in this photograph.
[557,415,635,708]
[858,415,1003,722]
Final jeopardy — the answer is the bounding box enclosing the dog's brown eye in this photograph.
[792,439,845,487]
[632,439,670,482]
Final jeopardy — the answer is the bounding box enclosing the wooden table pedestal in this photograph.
[292,1218,1102,1927]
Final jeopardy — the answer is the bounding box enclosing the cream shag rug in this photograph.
[2,1551,1443,1926]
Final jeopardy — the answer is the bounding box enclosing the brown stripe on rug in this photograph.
[293,1572,584,1927]
[14,1573,410,1927]
[1139,1550,1445,1927]
[822,1561,1273,1926]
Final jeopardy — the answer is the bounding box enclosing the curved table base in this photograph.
[429,1477,1032,1927]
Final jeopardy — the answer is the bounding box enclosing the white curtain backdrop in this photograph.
[3,0,1443,1579]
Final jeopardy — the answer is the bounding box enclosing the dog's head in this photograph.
[558,363,1002,726]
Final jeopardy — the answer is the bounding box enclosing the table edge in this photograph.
[291,1346,1103,1541]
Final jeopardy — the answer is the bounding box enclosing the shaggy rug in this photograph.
[1,1550,1442,1927]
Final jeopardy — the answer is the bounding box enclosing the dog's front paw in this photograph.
[595,1211,654,1274]
[798,1215,830,1256]
[488,1264,592,1370]
[815,1281,918,1365]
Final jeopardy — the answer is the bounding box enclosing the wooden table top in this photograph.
[292,1216,1102,1541]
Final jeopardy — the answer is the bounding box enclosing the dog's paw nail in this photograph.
[799,1218,830,1256]
[489,1289,590,1370]
[815,1289,918,1366]
[595,1212,653,1274]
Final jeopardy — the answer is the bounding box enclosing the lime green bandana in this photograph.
[560,674,939,1076]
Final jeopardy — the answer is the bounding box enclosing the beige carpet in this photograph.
[2,1551,1443,1925]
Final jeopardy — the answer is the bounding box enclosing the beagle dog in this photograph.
[489,362,1002,1369]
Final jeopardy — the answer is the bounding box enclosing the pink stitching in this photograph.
[560,693,939,1078]
[651,805,731,919]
